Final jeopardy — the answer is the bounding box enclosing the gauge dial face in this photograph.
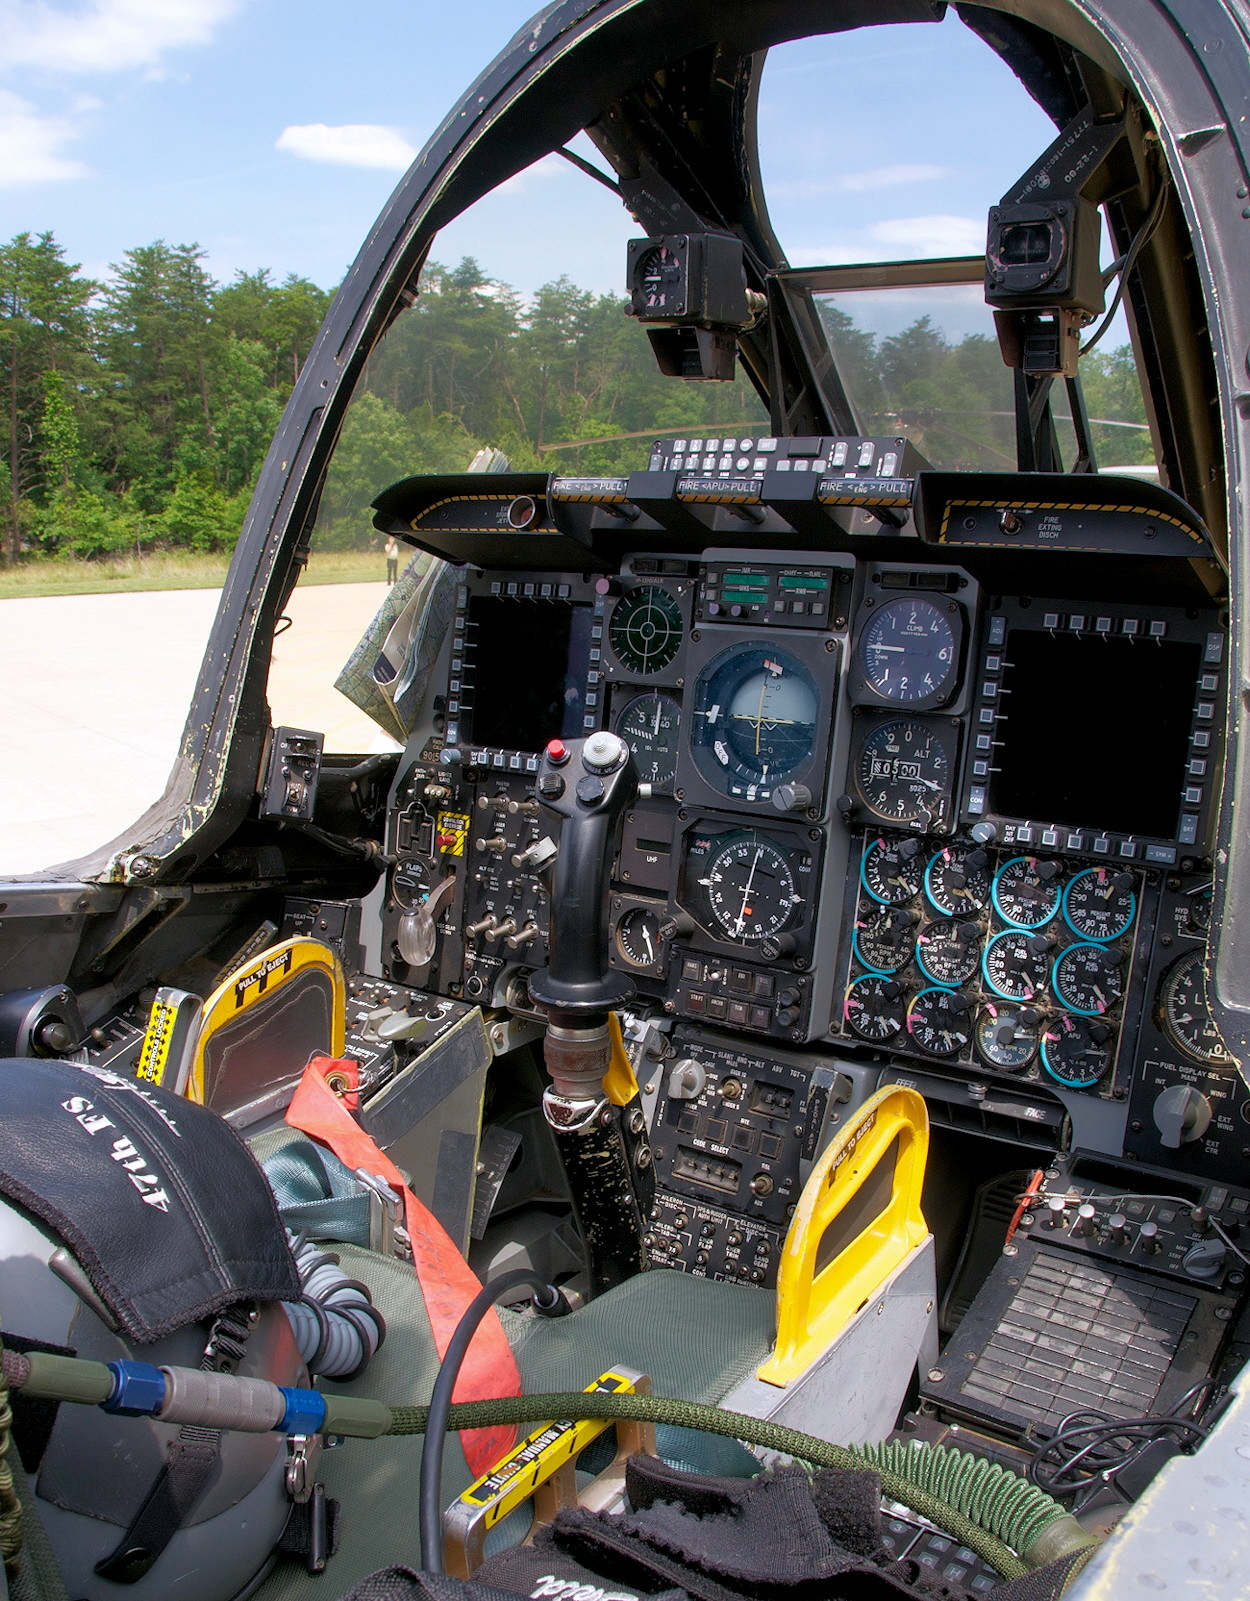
[1160,951,1234,1065]
[853,906,915,974]
[976,1004,1040,1072]
[615,906,667,970]
[857,596,960,707]
[690,644,820,802]
[635,244,685,313]
[907,987,973,1057]
[688,830,805,945]
[614,691,681,786]
[391,858,430,911]
[854,717,954,826]
[925,845,991,916]
[860,836,924,905]
[1052,942,1124,1016]
[983,930,1050,1002]
[845,973,907,1042]
[915,918,981,987]
[1041,1014,1113,1088]
[609,587,683,676]
[1063,868,1137,943]
[991,856,1062,929]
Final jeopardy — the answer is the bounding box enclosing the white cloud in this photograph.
[866,214,985,256]
[0,90,87,184]
[840,163,947,193]
[276,123,416,172]
[0,0,239,74]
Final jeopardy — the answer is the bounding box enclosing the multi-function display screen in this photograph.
[992,631,1200,840]
[464,596,594,751]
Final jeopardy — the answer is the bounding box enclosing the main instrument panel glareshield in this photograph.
[678,627,839,814]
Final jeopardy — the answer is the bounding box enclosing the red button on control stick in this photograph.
[546,739,569,765]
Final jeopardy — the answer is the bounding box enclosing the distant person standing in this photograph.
[385,535,400,585]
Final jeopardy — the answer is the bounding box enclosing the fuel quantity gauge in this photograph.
[1160,951,1234,1066]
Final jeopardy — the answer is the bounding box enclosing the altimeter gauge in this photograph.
[853,715,956,828]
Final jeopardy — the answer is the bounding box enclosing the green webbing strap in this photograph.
[383,1392,1034,1580]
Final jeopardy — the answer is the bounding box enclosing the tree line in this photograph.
[2,232,1151,564]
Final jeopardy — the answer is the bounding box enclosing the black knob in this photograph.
[1190,1206,1211,1236]
[777,987,800,1007]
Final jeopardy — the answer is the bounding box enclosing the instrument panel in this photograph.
[380,466,1238,1211]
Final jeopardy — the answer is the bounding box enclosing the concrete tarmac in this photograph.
[0,582,397,876]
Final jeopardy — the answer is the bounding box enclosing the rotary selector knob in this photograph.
[582,731,628,772]
[771,782,813,814]
[1152,1084,1213,1149]
[668,1059,707,1100]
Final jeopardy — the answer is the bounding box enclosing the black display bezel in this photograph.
[962,597,1225,867]
[601,577,691,686]
[675,812,821,962]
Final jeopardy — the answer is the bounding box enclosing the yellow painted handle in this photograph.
[758,1084,929,1386]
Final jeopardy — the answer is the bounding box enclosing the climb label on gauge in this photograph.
[925,844,990,917]
[844,974,907,1042]
[609,586,684,676]
[1062,868,1137,942]
[689,642,822,803]
[684,828,812,946]
[991,857,1062,929]
[854,595,963,709]
[614,691,681,787]
[853,716,956,828]
[860,836,924,905]
[1052,942,1124,1016]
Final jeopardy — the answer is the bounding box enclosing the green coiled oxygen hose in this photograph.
[383,1391,1097,1582]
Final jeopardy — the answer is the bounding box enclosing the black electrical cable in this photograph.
[1079,174,1169,358]
[419,1269,569,1574]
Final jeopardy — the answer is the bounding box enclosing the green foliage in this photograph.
[0,227,1159,566]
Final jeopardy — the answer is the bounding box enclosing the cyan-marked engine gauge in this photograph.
[925,844,990,916]
[915,918,980,986]
[689,643,820,803]
[844,973,907,1042]
[614,691,681,786]
[976,1004,1040,1071]
[853,716,956,827]
[609,586,683,675]
[1052,942,1124,1015]
[983,929,1051,1002]
[1160,951,1234,1065]
[906,987,972,1057]
[853,906,916,974]
[854,595,963,709]
[1041,1014,1113,1088]
[1062,868,1137,942]
[684,827,811,946]
[860,835,924,905]
[991,856,1062,928]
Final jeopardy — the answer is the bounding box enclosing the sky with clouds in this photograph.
[0,0,1059,305]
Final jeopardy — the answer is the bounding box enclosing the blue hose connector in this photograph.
[104,1361,167,1417]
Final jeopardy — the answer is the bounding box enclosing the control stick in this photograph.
[527,733,652,1291]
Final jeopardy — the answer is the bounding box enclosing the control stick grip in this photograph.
[526,733,638,1018]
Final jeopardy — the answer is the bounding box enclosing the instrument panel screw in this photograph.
[927,1369,944,1383]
